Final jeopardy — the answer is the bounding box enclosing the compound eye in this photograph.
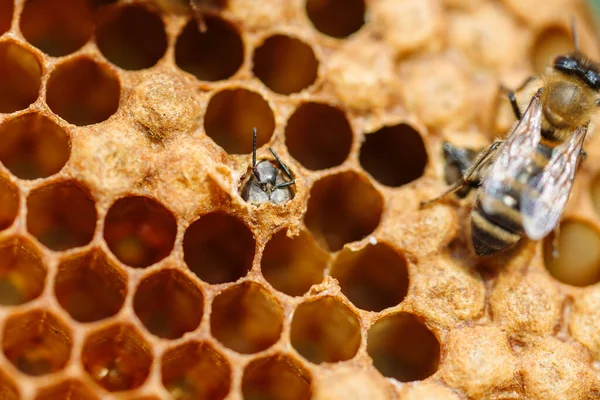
[255,161,278,184]
[554,56,577,72]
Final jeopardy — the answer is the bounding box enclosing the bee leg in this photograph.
[269,147,296,188]
[500,76,535,120]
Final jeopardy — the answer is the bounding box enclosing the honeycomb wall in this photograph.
[1,0,600,399]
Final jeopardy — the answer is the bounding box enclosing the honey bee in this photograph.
[422,22,598,256]
[240,128,296,204]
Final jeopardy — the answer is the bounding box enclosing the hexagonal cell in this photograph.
[133,269,204,339]
[161,341,231,400]
[46,57,120,126]
[359,124,428,187]
[290,297,360,364]
[306,0,365,38]
[0,237,46,306]
[27,181,97,251]
[20,0,93,57]
[82,324,152,392]
[0,174,19,231]
[305,171,383,252]
[285,102,352,170]
[104,196,177,268]
[0,41,42,113]
[175,15,243,81]
[211,282,283,354]
[35,379,98,400]
[184,212,255,284]
[3,309,72,376]
[242,354,312,400]
[204,88,275,154]
[543,219,600,287]
[0,368,19,400]
[532,26,572,74]
[0,0,13,36]
[253,34,318,95]
[96,4,167,70]
[261,229,328,297]
[367,312,440,382]
[331,243,409,312]
[0,113,70,180]
[55,249,126,323]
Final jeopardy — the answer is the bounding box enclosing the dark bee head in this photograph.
[553,52,600,90]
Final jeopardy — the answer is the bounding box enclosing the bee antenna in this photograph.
[252,127,257,171]
[571,16,579,52]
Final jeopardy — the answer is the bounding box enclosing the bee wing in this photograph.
[481,93,543,215]
[520,124,587,240]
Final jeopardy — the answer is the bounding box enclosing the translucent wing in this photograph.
[481,93,543,216]
[520,125,587,240]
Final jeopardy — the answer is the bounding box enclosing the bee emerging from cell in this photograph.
[240,128,296,205]
[422,19,599,257]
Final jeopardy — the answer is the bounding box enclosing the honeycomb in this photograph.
[2,0,600,398]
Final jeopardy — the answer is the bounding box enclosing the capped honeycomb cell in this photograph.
[261,229,329,296]
[532,25,573,74]
[104,196,177,268]
[26,180,97,251]
[0,237,46,306]
[161,341,231,400]
[331,243,409,312]
[305,0,365,38]
[253,34,319,95]
[305,171,383,251]
[3,309,72,376]
[20,0,93,57]
[0,174,19,231]
[0,113,70,180]
[35,379,98,400]
[96,4,167,71]
[367,312,440,382]
[0,41,42,113]
[285,102,352,171]
[290,297,361,364]
[175,15,244,81]
[0,0,13,36]
[82,323,152,392]
[211,282,283,354]
[359,124,428,188]
[183,212,255,284]
[55,249,126,322]
[204,88,275,154]
[46,57,120,126]
[133,269,204,339]
[242,354,312,400]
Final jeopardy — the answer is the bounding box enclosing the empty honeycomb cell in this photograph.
[161,341,231,400]
[305,171,383,252]
[305,0,365,38]
[0,0,13,36]
[285,102,352,170]
[242,354,312,400]
[183,212,255,284]
[0,41,42,114]
[211,282,283,354]
[82,324,152,392]
[55,249,126,323]
[532,26,573,74]
[3,309,72,376]
[204,88,275,154]
[252,34,318,95]
[133,269,204,339]
[591,172,600,217]
[0,368,18,400]
[261,229,329,296]
[543,219,600,286]
[0,174,19,231]
[27,181,97,251]
[330,243,409,312]
[359,124,428,188]
[96,4,167,70]
[367,312,440,382]
[35,380,98,400]
[104,196,177,268]
[0,237,45,306]
[46,57,120,126]
[290,297,361,364]
[20,0,93,57]
[0,113,70,180]
[175,15,243,81]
